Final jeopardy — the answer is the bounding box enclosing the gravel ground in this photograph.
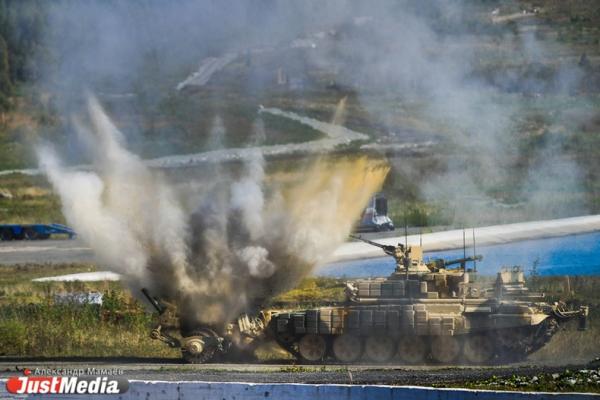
[0,359,594,385]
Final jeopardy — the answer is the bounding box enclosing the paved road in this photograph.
[0,231,423,266]
[0,359,592,384]
[0,239,94,265]
[3,215,600,266]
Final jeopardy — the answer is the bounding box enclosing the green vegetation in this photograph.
[0,263,94,298]
[133,94,325,160]
[0,263,178,358]
[441,368,600,393]
[277,365,327,373]
[0,173,63,224]
[268,277,345,308]
[0,35,11,111]
[0,1,53,169]
[0,300,176,358]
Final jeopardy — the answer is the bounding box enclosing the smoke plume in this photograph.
[38,96,388,327]
[31,1,597,331]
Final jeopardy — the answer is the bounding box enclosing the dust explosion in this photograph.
[38,96,388,328]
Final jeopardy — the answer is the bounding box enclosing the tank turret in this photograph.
[347,235,482,302]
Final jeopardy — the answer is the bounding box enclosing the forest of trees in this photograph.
[0,0,47,112]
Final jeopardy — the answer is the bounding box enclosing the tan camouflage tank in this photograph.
[144,238,588,364]
[269,238,589,364]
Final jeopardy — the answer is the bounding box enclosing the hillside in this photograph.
[0,0,599,228]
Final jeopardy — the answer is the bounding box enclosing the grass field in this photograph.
[0,263,598,365]
[0,263,347,358]
[0,263,177,358]
[0,173,64,224]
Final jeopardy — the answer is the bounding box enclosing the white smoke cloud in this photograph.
[230,151,265,240]
[251,117,267,146]
[298,2,592,225]
[207,115,226,150]
[37,147,150,285]
[38,95,387,328]
[238,246,276,278]
[39,1,593,229]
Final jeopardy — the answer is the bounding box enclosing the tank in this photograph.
[268,237,589,364]
[143,237,588,364]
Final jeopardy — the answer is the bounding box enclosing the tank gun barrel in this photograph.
[141,288,166,314]
[349,234,396,255]
[429,255,483,269]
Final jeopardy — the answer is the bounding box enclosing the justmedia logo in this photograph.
[5,368,129,395]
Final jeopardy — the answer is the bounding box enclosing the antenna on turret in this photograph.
[404,214,408,249]
[472,228,477,272]
[462,228,466,260]
[404,211,409,279]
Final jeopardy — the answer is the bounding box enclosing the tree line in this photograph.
[0,0,48,112]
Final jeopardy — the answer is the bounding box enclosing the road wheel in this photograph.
[397,336,427,364]
[494,328,530,363]
[365,335,396,363]
[431,336,461,364]
[463,334,495,364]
[181,329,220,364]
[332,334,363,363]
[298,334,327,362]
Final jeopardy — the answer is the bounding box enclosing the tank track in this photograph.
[495,317,559,362]
[274,317,562,365]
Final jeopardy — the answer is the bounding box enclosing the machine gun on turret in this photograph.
[428,255,483,271]
[350,234,430,273]
[350,234,482,273]
[349,234,398,256]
